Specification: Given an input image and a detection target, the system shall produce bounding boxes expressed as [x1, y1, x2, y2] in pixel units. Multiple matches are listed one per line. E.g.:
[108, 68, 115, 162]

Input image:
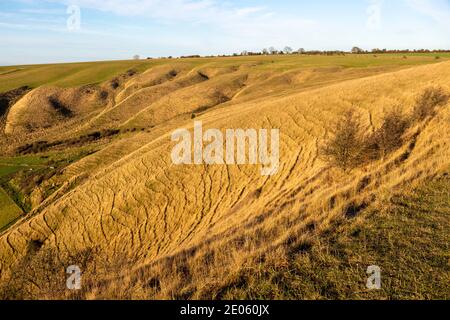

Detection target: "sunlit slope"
[80, 64, 248, 132]
[2, 54, 446, 154]
[0, 60, 163, 93]
[1, 53, 446, 94]
[0, 60, 449, 282]
[4, 85, 111, 135]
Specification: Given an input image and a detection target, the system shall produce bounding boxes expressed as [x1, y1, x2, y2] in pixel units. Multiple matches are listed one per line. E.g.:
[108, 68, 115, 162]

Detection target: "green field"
[0, 187, 22, 232]
[1, 53, 448, 93]
[0, 155, 48, 177]
[250, 53, 450, 71]
[0, 155, 48, 230]
[0, 149, 97, 226]
[0, 59, 162, 93]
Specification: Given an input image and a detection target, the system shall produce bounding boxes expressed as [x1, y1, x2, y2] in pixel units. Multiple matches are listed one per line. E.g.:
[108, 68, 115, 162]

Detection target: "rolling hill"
[0, 54, 448, 299]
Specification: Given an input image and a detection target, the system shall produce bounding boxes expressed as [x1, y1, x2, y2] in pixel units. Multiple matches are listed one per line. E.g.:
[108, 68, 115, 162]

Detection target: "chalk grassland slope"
[0, 60, 162, 93]
[217, 175, 450, 300]
[1, 54, 446, 155]
[0, 58, 449, 299]
[0, 53, 447, 94]
[4, 86, 107, 135]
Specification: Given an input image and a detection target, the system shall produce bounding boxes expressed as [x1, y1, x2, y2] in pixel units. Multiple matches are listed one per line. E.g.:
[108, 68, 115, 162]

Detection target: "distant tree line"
[353, 47, 450, 54]
[143, 47, 450, 60]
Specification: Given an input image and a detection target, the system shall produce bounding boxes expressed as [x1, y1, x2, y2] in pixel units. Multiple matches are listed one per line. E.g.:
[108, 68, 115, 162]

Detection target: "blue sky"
[0, 0, 449, 65]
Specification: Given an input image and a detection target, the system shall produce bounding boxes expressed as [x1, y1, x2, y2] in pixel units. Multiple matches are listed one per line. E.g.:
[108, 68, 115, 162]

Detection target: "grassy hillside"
[0, 156, 46, 230]
[0, 54, 448, 300]
[1, 53, 447, 153]
[0, 60, 159, 93]
[0, 53, 447, 93]
[217, 174, 450, 300]
[0, 187, 23, 232]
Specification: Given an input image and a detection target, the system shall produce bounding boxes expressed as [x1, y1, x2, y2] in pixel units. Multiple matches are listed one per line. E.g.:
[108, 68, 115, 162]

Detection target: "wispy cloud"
[0, 21, 29, 28]
[43, 0, 315, 35]
[2, 0, 449, 65]
[19, 8, 65, 15]
[235, 6, 267, 17]
[405, 0, 450, 30]
[45, 0, 264, 22]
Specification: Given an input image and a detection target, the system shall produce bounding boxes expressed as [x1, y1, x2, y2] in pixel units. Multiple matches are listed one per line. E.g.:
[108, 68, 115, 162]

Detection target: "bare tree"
[284, 46, 293, 54]
[269, 47, 277, 55]
[297, 48, 306, 54]
[351, 47, 363, 54]
[262, 48, 269, 55]
[133, 55, 140, 60]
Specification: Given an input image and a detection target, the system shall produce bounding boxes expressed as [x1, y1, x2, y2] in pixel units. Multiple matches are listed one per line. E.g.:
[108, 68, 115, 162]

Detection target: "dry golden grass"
[0, 57, 449, 299]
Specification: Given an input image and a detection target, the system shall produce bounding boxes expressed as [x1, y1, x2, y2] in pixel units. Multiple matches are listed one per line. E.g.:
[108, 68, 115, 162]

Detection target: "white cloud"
[19, 8, 65, 15]
[0, 22, 29, 28]
[36, 0, 317, 51]
[235, 6, 267, 17]
[46, 0, 262, 22]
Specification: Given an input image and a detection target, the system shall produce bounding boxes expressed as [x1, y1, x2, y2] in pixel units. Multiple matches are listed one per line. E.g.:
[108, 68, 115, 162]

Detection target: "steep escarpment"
[0, 59, 449, 299]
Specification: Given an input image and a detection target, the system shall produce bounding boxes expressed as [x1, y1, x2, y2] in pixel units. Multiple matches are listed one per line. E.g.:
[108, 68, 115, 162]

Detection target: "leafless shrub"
[321, 109, 366, 171]
[413, 86, 448, 121]
[322, 106, 413, 170]
[367, 107, 411, 159]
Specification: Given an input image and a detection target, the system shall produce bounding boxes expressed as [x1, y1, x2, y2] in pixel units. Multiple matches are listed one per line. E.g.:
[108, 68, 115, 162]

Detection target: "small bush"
[110, 80, 120, 89]
[321, 109, 366, 171]
[413, 87, 448, 121]
[16, 129, 121, 154]
[322, 106, 413, 170]
[367, 107, 410, 159]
